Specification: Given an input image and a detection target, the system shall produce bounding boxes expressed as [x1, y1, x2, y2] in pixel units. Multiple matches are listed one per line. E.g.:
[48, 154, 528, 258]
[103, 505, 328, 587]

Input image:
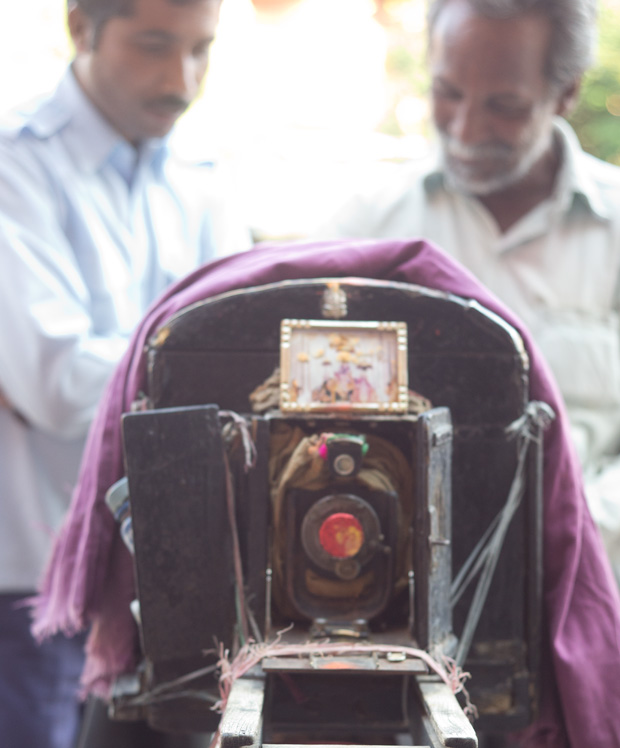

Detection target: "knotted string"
[451, 401, 555, 667]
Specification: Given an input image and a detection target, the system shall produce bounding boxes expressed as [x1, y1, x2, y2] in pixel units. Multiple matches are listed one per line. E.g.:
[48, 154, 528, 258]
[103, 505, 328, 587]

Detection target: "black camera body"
[112, 277, 544, 746]
[120, 403, 456, 740]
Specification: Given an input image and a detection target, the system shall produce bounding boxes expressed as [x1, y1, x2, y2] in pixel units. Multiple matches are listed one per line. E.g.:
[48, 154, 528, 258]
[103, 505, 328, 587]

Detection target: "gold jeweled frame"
[280, 319, 408, 414]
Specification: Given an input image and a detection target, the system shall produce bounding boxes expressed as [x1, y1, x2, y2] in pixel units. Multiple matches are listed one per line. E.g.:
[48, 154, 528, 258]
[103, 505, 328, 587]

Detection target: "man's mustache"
[145, 95, 190, 113]
[441, 136, 514, 160]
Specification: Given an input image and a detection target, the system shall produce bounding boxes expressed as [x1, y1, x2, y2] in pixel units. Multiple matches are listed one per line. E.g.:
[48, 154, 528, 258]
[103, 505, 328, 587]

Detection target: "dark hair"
[69, 0, 218, 43]
[427, 0, 598, 90]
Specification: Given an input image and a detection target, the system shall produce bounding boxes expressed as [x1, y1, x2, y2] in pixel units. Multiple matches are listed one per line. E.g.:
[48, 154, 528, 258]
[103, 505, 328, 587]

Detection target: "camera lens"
[319, 512, 364, 558]
[332, 453, 356, 476]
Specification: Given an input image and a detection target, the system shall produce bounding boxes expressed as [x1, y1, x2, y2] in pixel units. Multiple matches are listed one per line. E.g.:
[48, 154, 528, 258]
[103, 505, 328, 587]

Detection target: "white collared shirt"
[0, 70, 250, 590]
[318, 118, 620, 580]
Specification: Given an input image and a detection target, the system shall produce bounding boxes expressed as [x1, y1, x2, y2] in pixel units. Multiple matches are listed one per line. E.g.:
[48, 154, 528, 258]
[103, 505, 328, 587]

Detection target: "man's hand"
[0, 389, 10, 408]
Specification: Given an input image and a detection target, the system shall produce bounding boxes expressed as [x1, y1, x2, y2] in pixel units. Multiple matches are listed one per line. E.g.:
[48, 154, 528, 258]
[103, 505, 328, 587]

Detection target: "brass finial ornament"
[321, 281, 348, 319]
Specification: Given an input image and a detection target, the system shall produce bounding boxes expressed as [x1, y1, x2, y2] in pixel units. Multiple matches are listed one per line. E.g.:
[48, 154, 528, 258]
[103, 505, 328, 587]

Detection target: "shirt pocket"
[536, 311, 620, 408]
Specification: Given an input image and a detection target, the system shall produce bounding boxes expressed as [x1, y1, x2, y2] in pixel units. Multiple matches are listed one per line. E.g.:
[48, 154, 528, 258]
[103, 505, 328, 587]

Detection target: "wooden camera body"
[112, 278, 546, 748]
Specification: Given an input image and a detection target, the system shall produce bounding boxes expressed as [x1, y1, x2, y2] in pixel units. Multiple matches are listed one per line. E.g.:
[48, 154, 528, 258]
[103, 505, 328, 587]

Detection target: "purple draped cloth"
[32, 239, 620, 747]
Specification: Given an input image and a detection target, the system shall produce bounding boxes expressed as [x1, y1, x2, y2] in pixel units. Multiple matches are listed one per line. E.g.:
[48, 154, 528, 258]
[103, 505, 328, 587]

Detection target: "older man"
[0, 1, 250, 746]
[319, 0, 620, 585]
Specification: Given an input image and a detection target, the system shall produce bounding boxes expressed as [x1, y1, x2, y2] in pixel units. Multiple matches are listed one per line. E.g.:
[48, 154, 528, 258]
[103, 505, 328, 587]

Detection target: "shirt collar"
[420, 118, 610, 221]
[419, 143, 445, 194]
[552, 117, 609, 220]
[19, 67, 169, 180]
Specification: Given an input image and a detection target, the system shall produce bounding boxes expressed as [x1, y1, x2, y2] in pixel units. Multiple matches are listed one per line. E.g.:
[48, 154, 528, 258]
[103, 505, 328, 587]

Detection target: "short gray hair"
[428, 0, 598, 90]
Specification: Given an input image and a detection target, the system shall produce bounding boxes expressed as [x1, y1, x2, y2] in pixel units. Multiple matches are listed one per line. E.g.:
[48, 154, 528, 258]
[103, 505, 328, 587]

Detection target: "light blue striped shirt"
[0, 69, 250, 589]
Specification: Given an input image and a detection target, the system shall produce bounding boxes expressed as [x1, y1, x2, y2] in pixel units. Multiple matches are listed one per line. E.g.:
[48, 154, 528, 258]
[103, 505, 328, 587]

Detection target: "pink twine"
[222, 452, 249, 644]
[213, 635, 476, 718]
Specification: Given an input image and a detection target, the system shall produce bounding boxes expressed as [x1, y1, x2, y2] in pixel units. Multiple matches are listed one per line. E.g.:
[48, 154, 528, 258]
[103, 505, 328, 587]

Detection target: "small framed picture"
[280, 319, 408, 414]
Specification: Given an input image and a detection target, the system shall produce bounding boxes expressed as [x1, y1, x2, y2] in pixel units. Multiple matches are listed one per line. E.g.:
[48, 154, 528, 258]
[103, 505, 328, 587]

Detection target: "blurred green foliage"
[381, 37, 431, 138]
[569, 1, 620, 165]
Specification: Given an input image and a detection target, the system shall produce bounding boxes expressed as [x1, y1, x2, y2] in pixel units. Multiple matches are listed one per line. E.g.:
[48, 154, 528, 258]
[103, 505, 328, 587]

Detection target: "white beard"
[440, 126, 554, 196]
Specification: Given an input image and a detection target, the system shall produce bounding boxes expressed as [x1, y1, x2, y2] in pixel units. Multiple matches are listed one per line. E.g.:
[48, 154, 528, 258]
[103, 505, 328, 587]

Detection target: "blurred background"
[2, 0, 620, 240]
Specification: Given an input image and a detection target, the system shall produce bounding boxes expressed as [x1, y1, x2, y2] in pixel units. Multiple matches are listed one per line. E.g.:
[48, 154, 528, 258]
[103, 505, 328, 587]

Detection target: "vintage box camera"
[118, 316, 459, 741]
[112, 278, 543, 745]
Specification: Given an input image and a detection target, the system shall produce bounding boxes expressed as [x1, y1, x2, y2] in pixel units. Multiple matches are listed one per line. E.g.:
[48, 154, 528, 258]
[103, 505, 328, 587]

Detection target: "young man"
[0, 1, 250, 745]
[318, 0, 620, 585]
